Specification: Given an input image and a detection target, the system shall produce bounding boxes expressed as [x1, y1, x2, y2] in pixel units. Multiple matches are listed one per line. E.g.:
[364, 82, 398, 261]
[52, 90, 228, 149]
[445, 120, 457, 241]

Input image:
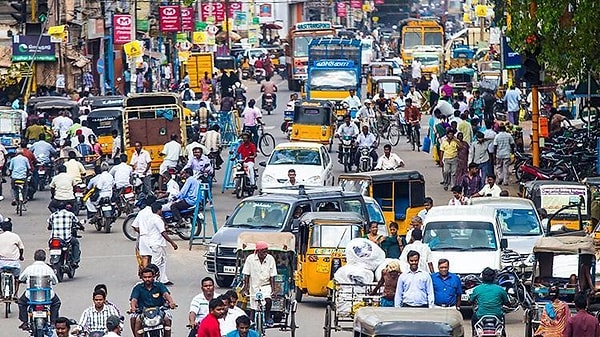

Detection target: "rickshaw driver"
[469, 267, 509, 335]
[241, 241, 278, 328]
[335, 115, 360, 164]
[355, 125, 378, 167]
[357, 99, 376, 127]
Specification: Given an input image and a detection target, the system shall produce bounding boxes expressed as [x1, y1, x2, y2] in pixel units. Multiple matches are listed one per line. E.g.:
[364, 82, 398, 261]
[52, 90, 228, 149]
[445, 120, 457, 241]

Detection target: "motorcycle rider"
[78, 289, 119, 333]
[236, 132, 258, 187]
[130, 142, 153, 195]
[469, 267, 510, 335]
[156, 171, 180, 212]
[404, 98, 422, 146]
[8, 148, 31, 207]
[343, 89, 361, 111]
[85, 162, 114, 219]
[232, 82, 247, 108]
[184, 147, 213, 182]
[181, 83, 196, 101]
[129, 266, 177, 337]
[169, 168, 201, 227]
[48, 165, 76, 213]
[260, 75, 277, 110]
[30, 133, 57, 188]
[64, 150, 86, 184]
[355, 125, 378, 169]
[335, 115, 360, 163]
[104, 315, 124, 337]
[202, 124, 223, 170]
[0, 217, 24, 299]
[55, 317, 72, 337]
[18, 249, 61, 330]
[357, 99, 376, 128]
[110, 154, 133, 194]
[47, 201, 81, 268]
[158, 134, 182, 190]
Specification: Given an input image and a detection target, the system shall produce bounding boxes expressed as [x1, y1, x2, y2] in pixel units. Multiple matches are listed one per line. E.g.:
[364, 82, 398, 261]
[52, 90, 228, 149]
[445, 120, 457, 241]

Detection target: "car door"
[320, 147, 333, 185]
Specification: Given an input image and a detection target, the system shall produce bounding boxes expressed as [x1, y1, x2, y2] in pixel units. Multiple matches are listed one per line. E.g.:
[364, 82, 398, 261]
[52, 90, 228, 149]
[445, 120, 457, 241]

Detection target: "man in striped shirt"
[79, 289, 120, 333]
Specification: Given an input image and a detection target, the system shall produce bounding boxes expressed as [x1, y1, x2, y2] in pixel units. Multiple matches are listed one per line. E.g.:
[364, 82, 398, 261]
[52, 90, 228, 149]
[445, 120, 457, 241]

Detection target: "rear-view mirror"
[500, 238, 508, 249]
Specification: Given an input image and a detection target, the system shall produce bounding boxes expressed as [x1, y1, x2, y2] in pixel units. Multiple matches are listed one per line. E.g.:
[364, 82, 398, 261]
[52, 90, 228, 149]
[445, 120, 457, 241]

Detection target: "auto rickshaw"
[446, 67, 475, 93]
[87, 107, 123, 156]
[522, 180, 590, 231]
[34, 99, 79, 122]
[232, 232, 297, 336]
[79, 95, 124, 115]
[338, 170, 425, 235]
[366, 63, 394, 95]
[0, 108, 24, 153]
[294, 212, 364, 302]
[215, 56, 238, 78]
[524, 234, 596, 337]
[353, 307, 464, 337]
[290, 100, 335, 151]
[367, 76, 402, 99]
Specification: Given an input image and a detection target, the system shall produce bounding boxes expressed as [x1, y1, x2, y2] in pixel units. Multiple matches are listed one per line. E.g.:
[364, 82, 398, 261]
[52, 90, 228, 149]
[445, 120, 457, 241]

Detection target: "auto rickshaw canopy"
[353, 307, 464, 336]
[533, 235, 595, 255]
[236, 232, 296, 252]
[293, 100, 334, 125]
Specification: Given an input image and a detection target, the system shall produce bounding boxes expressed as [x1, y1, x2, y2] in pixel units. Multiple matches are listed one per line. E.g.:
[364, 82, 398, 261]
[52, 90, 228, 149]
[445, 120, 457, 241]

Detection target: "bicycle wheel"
[259, 133, 276, 157]
[387, 124, 400, 146]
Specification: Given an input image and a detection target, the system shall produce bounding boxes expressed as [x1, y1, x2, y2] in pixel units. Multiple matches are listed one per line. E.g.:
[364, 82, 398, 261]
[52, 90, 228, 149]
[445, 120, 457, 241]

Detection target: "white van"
[422, 205, 506, 275]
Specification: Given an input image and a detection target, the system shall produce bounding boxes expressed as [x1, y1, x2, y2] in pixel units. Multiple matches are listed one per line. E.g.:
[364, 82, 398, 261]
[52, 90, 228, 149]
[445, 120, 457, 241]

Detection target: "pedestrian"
[284, 169, 297, 186]
[124, 69, 131, 95]
[473, 174, 502, 198]
[405, 215, 423, 245]
[365, 221, 385, 245]
[394, 250, 434, 308]
[469, 132, 491, 180]
[380, 222, 403, 258]
[146, 202, 178, 285]
[130, 141, 152, 194]
[440, 128, 459, 191]
[197, 298, 227, 337]
[417, 197, 433, 221]
[429, 74, 440, 107]
[241, 241, 278, 327]
[459, 163, 483, 198]
[399, 229, 434, 273]
[111, 130, 122, 161]
[131, 193, 156, 275]
[0, 142, 6, 201]
[448, 185, 468, 206]
[563, 293, 600, 337]
[454, 132, 469, 184]
[533, 285, 570, 337]
[503, 85, 521, 125]
[371, 260, 401, 307]
[104, 315, 124, 336]
[158, 134, 182, 189]
[431, 259, 462, 310]
[493, 125, 515, 185]
[78, 289, 119, 333]
[188, 277, 220, 336]
[457, 114, 472, 144]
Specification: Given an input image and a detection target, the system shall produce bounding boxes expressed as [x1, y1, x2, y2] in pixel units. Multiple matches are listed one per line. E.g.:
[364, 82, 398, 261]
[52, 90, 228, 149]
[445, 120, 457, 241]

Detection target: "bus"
[285, 21, 336, 92]
[400, 19, 444, 65]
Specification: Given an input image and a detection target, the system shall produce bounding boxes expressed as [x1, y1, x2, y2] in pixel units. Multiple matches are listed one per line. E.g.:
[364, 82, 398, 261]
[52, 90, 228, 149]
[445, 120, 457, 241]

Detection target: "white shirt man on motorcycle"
[355, 125, 379, 168]
[85, 162, 114, 216]
[335, 115, 360, 163]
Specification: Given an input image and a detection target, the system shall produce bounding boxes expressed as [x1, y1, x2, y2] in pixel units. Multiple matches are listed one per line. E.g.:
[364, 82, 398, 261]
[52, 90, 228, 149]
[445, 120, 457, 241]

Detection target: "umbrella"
[261, 23, 282, 30]
[216, 31, 242, 41]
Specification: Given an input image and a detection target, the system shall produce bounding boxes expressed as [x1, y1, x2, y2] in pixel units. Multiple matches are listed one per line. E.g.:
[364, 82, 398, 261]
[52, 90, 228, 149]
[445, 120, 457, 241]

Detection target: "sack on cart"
[345, 238, 385, 271]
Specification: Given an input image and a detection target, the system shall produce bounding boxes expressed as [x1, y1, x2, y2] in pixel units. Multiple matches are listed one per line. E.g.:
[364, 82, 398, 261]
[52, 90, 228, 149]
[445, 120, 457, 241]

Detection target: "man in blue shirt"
[503, 85, 521, 125]
[226, 315, 259, 337]
[9, 149, 31, 206]
[394, 250, 434, 308]
[169, 168, 200, 226]
[30, 134, 57, 164]
[431, 258, 462, 310]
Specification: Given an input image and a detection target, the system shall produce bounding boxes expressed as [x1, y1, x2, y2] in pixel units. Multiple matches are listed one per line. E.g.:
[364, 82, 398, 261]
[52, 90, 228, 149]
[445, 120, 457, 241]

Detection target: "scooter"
[36, 163, 52, 191]
[357, 147, 374, 172]
[473, 315, 504, 337]
[72, 183, 87, 216]
[133, 305, 172, 337]
[49, 221, 84, 282]
[262, 93, 275, 115]
[233, 160, 257, 199]
[254, 67, 266, 84]
[89, 197, 117, 233]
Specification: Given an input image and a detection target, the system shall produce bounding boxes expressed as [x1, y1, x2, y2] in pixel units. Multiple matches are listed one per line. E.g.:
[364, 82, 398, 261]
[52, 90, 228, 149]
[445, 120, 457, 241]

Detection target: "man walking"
[493, 125, 515, 186]
[146, 202, 179, 284]
[503, 85, 521, 125]
[440, 129, 459, 191]
[394, 250, 434, 308]
[469, 132, 491, 179]
[431, 259, 462, 310]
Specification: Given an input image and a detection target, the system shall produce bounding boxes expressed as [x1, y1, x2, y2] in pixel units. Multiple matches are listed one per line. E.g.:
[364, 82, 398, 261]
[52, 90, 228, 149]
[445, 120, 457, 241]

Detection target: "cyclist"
[404, 98, 421, 148]
[357, 99, 376, 128]
[241, 99, 263, 145]
[0, 218, 24, 300]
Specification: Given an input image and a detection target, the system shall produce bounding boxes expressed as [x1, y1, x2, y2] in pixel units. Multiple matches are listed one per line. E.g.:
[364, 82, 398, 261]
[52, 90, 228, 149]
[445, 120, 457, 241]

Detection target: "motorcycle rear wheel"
[52, 264, 64, 283]
[103, 217, 112, 233]
[176, 216, 202, 240]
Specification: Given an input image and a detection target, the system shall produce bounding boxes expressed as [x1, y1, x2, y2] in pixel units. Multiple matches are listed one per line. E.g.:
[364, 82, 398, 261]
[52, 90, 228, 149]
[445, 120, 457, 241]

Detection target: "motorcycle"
[281, 109, 294, 138]
[473, 315, 504, 337]
[357, 146, 374, 172]
[26, 275, 53, 337]
[72, 183, 87, 216]
[340, 136, 355, 173]
[493, 99, 507, 121]
[517, 160, 578, 183]
[36, 163, 52, 191]
[49, 221, 84, 282]
[254, 67, 266, 84]
[89, 197, 117, 233]
[241, 67, 251, 80]
[276, 64, 287, 80]
[233, 160, 257, 199]
[1, 266, 15, 318]
[496, 259, 534, 313]
[132, 305, 171, 337]
[262, 93, 275, 115]
[116, 185, 136, 217]
[234, 98, 246, 113]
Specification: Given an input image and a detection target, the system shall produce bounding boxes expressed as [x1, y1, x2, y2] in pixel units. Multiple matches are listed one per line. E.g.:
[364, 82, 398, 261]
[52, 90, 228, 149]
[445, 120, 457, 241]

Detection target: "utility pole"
[224, 0, 230, 52]
[529, 0, 540, 167]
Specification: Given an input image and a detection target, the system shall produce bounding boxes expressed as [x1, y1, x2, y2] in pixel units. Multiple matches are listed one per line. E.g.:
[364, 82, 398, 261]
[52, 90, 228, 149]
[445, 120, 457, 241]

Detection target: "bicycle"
[254, 291, 266, 336]
[13, 179, 26, 216]
[258, 124, 275, 157]
[376, 115, 400, 146]
[408, 122, 421, 151]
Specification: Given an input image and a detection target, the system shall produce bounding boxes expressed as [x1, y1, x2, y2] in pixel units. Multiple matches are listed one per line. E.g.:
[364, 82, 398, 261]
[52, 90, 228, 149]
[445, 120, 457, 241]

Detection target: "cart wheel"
[323, 303, 332, 337]
[290, 310, 296, 337]
[295, 287, 303, 303]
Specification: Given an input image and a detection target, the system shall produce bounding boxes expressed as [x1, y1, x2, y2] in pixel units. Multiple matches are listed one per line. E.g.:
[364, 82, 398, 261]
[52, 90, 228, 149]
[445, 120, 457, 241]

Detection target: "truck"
[400, 18, 444, 66]
[305, 38, 362, 102]
[184, 52, 214, 94]
[285, 21, 336, 92]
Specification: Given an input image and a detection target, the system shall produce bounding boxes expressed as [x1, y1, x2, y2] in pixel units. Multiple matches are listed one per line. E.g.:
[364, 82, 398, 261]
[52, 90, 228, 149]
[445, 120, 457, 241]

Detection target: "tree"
[505, 0, 600, 80]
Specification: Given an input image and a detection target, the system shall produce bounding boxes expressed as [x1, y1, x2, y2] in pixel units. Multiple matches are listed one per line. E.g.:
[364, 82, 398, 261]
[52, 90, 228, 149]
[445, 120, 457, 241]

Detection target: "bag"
[183, 89, 192, 101]
[422, 135, 431, 153]
[187, 326, 198, 337]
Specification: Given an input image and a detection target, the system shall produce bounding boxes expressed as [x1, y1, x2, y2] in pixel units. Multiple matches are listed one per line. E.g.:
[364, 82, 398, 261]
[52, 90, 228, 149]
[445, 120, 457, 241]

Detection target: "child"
[380, 222, 403, 258]
[371, 260, 401, 307]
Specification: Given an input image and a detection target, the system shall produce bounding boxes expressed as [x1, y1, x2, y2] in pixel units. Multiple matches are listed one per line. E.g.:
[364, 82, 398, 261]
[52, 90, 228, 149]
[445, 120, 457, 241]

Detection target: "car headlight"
[207, 244, 217, 254]
[307, 175, 322, 184]
[263, 175, 276, 183]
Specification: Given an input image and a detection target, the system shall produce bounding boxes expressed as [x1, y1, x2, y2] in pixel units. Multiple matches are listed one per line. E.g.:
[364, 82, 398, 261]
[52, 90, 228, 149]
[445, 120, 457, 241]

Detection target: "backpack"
[183, 89, 192, 101]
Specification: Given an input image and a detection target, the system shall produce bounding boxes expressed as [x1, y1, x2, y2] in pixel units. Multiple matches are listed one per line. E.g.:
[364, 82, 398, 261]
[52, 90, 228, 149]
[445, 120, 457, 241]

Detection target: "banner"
[350, 0, 362, 9]
[181, 7, 194, 32]
[337, 3, 347, 17]
[123, 40, 143, 58]
[113, 14, 132, 44]
[259, 4, 272, 17]
[159, 5, 181, 32]
[200, 2, 242, 22]
[12, 35, 56, 62]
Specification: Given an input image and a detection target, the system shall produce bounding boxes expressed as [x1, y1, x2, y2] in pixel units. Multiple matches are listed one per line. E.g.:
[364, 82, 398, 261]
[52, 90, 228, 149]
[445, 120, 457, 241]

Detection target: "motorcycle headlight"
[526, 253, 535, 265]
[144, 316, 161, 327]
[207, 244, 217, 254]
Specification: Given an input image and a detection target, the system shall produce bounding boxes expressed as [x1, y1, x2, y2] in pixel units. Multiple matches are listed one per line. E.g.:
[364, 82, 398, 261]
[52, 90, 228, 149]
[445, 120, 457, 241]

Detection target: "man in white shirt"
[241, 241, 277, 327]
[416, 197, 433, 222]
[473, 174, 502, 198]
[219, 290, 247, 336]
[202, 124, 223, 170]
[64, 151, 86, 184]
[85, 163, 114, 215]
[110, 154, 133, 190]
[336, 115, 360, 163]
[145, 203, 178, 284]
[188, 277, 220, 331]
[399, 229, 434, 273]
[158, 134, 181, 189]
[157, 172, 180, 212]
[48, 164, 76, 212]
[52, 110, 74, 140]
[186, 135, 209, 160]
[411, 59, 422, 83]
[130, 141, 153, 194]
[131, 196, 157, 271]
[375, 144, 404, 170]
[342, 89, 362, 111]
[111, 130, 122, 161]
[355, 125, 378, 168]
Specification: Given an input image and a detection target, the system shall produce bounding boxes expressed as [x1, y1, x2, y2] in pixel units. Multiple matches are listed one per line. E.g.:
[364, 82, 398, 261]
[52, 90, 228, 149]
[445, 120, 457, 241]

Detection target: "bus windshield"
[424, 32, 443, 46]
[309, 69, 357, 91]
[403, 32, 422, 49]
[294, 36, 312, 57]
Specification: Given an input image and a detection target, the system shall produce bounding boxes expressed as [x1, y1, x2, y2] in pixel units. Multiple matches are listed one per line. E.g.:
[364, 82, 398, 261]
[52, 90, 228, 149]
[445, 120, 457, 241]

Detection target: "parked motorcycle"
[340, 136, 355, 173]
[262, 93, 275, 115]
[473, 315, 504, 337]
[48, 221, 84, 282]
[357, 147, 374, 172]
[233, 160, 256, 199]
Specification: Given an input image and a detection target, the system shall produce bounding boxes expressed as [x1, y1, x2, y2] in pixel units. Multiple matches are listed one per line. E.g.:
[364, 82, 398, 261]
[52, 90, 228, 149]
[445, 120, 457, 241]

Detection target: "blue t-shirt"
[130, 282, 170, 310]
[226, 329, 259, 337]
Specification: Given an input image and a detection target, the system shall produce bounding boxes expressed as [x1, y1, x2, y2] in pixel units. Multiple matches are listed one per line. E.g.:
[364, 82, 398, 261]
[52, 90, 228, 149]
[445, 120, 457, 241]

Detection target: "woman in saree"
[534, 285, 570, 337]
[454, 132, 470, 183]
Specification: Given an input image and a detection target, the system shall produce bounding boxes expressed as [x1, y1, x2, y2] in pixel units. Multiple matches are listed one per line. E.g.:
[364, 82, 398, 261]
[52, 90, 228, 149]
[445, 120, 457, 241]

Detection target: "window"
[378, 82, 400, 95]
[341, 199, 363, 216]
[268, 148, 322, 166]
[423, 221, 498, 251]
[310, 225, 362, 247]
[228, 201, 290, 228]
[308, 69, 358, 91]
[424, 32, 443, 46]
[496, 208, 542, 236]
[293, 36, 312, 57]
[316, 201, 340, 212]
[402, 32, 422, 49]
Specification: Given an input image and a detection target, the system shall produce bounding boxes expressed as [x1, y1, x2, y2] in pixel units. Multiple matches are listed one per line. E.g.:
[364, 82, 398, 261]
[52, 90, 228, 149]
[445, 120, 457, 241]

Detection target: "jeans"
[170, 199, 192, 222]
[508, 110, 519, 125]
[495, 157, 511, 185]
[442, 157, 458, 188]
[141, 175, 152, 195]
[69, 237, 81, 264]
[19, 294, 61, 324]
[48, 198, 75, 213]
[477, 160, 492, 181]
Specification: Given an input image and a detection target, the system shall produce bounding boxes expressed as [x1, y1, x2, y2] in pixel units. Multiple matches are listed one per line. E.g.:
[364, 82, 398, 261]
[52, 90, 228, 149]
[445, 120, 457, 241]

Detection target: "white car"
[260, 142, 335, 188]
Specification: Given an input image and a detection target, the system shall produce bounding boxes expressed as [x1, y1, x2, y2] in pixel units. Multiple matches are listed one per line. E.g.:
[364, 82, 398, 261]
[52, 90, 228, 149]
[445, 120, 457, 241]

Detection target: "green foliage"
[506, 0, 600, 80]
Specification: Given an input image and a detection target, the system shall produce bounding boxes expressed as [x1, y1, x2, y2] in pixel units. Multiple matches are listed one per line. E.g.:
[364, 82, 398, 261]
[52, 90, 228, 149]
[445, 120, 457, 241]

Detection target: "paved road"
[2, 79, 527, 337]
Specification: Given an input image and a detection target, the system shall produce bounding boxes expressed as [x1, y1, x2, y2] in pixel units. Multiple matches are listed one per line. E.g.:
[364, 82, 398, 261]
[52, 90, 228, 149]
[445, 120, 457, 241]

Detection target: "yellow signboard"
[48, 25, 67, 43]
[193, 32, 207, 44]
[463, 13, 472, 24]
[123, 40, 143, 58]
[475, 5, 488, 17]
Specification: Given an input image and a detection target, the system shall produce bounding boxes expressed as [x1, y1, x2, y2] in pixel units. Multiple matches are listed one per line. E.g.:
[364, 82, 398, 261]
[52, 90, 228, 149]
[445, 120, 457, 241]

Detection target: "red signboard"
[181, 7, 194, 32]
[113, 14, 132, 44]
[350, 0, 362, 9]
[159, 5, 181, 32]
[374, 0, 384, 4]
[337, 2, 347, 17]
[200, 2, 242, 22]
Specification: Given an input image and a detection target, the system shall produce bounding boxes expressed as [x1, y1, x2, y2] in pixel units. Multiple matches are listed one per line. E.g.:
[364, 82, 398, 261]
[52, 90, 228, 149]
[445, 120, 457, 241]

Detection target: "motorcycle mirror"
[500, 238, 508, 250]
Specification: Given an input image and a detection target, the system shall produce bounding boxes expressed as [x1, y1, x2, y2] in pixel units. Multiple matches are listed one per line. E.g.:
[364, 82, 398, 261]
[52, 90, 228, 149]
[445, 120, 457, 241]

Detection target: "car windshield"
[497, 208, 542, 236]
[423, 221, 497, 251]
[309, 69, 358, 91]
[310, 225, 362, 248]
[294, 36, 312, 57]
[378, 82, 400, 94]
[228, 201, 290, 228]
[268, 148, 321, 166]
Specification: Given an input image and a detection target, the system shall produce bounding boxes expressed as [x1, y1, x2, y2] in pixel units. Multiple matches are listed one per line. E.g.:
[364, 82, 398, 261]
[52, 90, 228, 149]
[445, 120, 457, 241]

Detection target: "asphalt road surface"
[1, 78, 527, 337]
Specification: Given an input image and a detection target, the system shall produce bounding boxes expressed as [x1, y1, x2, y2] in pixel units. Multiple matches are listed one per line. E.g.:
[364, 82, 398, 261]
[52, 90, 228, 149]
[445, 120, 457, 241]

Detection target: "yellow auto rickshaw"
[290, 100, 335, 151]
[294, 211, 364, 301]
[87, 107, 123, 156]
[215, 56, 238, 78]
[366, 63, 394, 96]
[367, 76, 402, 99]
[338, 170, 425, 235]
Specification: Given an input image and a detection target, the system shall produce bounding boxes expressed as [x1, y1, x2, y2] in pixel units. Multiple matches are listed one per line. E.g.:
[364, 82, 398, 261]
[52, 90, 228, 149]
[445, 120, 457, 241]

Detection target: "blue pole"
[106, 13, 115, 94]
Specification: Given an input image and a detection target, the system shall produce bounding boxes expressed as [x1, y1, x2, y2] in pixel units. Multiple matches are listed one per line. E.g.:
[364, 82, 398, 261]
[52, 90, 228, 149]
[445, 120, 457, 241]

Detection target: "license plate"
[461, 294, 470, 301]
[223, 266, 236, 273]
[32, 311, 47, 318]
[39, 171, 45, 175]
[49, 249, 62, 255]
[75, 192, 83, 197]
[124, 193, 135, 199]
[101, 206, 112, 212]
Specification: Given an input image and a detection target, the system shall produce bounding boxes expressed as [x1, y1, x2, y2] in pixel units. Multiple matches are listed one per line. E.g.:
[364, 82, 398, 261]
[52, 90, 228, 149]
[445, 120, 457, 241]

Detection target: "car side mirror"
[500, 238, 508, 250]
[259, 161, 266, 167]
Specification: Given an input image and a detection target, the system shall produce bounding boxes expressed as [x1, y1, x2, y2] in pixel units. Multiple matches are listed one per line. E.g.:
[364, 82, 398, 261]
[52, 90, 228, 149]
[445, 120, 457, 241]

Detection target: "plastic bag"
[333, 264, 375, 285]
[345, 238, 386, 271]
